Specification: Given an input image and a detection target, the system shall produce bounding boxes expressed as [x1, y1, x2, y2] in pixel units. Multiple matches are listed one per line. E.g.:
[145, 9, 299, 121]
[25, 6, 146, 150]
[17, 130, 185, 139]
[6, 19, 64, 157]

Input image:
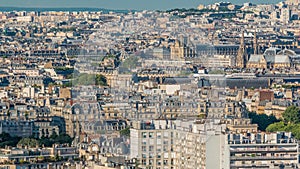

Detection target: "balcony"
[230, 148, 297, 153]
[230, 163, 297, 169]
[231, 156, 297, 161]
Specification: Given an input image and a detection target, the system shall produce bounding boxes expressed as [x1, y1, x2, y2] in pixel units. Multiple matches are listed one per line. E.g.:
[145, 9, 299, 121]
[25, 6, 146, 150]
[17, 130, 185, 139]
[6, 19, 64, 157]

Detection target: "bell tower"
[236, 31, 247, 68]
[253, 30, 258, 54]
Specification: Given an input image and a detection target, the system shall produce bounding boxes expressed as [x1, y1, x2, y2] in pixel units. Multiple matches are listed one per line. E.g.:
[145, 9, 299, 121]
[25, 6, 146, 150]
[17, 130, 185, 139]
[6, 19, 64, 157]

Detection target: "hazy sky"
[0, 0, 283, 10]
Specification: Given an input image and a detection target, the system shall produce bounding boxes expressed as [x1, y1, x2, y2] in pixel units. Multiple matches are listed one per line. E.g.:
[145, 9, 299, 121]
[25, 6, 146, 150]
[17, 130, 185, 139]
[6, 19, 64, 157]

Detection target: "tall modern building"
[174, 119, 229, 169]
[130, 120, 299, 169]
[130, 120, 176, 169]
[228, 132, 298, 169]
[130, 119, 229, 169]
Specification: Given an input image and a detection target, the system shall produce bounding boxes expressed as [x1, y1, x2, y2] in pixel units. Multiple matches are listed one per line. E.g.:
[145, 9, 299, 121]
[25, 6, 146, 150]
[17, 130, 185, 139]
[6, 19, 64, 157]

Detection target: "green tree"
[120, 127, 130, 136]
[0, 132, 11, 141]
[40, 133, 73, 147]
[248, 112, 279, 131]
[18, 138, 39, 148]
[50, 132, 58, 139]
[55, 154, 61, 161]
[282, 106, 300, 124]
[290, 124, 300, 139]
[266, 121, 286, 132]
[95, 74, 107, 86]
[72, 74, 107, 86]
[0, 133, 21, 148]
[54, 134, 73, 145]
[121, 56, 139, 69]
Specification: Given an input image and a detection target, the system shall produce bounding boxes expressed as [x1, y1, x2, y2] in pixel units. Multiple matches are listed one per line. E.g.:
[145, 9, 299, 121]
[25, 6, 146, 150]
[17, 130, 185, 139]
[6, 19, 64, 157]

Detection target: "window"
[157, 139, 161, 145]
[142, 146, 146, 152]
[149, 146, 154, 151]
[163, 146, 168, 152]
[142, 132, 147, 138]
[149, 153, 154, 158]
[149, 132, 153, 138]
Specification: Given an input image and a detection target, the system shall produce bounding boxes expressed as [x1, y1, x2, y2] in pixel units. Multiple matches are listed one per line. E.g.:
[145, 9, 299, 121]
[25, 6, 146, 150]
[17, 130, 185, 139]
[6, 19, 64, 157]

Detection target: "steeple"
[241, 30, 245, 46]
[236, 31, 247, 68]
[253, 30, 258, 54]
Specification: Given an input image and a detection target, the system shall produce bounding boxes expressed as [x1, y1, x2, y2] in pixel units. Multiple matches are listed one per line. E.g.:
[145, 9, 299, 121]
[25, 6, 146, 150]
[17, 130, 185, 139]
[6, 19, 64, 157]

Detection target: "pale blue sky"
[0, 0, 282, 10]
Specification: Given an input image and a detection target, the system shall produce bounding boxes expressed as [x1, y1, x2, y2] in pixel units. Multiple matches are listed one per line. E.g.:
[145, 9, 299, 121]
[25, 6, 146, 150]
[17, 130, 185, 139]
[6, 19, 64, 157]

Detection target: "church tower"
[236, 31, 247, 68]
[253, 31, 258, 54]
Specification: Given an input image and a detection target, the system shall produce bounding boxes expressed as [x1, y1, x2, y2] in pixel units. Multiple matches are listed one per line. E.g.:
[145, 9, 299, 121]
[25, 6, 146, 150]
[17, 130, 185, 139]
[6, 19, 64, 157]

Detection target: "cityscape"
[0, 0, 300, 169]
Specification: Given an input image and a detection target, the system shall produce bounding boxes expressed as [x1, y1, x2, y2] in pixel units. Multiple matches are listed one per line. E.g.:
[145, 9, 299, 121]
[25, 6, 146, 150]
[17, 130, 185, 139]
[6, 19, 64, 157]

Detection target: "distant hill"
[0, 7, 135, 13]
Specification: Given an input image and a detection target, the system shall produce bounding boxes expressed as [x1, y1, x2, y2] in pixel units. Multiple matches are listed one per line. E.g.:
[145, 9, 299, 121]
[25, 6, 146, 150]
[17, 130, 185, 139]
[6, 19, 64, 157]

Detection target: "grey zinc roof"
[264, 55, 275, 63]
[274, 55, 290, 63]
[277, 49, 296, 56]
[264, 47, 281, 56]
[162, 77, 192, 84]
[248, 55, 265, 63]
[225, 78, 269, 89]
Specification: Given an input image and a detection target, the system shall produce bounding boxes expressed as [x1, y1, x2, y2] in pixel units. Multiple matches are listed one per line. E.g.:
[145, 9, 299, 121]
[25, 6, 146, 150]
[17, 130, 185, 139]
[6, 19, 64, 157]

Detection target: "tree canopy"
[248, 112, 279, 131]
[18, 138, 39, 148]
[266, 121, 286, 132]
[121, 56, 139, 69]
[265, 106, 300, 139]
[282, 106, 300, 124]
[0, 132, 21, 148]
[40, 133, 73, 147]
[120, 127, 130, 137]
[72, 73, 107, 86]
[0, 133, 73, 148]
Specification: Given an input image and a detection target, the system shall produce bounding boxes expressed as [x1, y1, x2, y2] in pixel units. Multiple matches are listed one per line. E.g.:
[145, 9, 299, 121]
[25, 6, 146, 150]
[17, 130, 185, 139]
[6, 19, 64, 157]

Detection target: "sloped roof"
[226, 78, 269, 89]
[248, 54, 265, 63]
[162, 77, 192, 84]
[264, 55, 275, 63]
[277, 49, 296, 56]
[264, 47, 280, 56]
[274, 55, 290, 63]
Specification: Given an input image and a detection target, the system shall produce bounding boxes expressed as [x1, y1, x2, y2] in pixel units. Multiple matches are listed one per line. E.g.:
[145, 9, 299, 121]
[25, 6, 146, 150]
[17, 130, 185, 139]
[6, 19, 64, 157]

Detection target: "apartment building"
[174, 119, 229, 169]
[0, 120, 34, 137]
[228, 132, 298, 169]
[0, 144, 77, 165]
[130, 120, 299, 169]
[130, 119, 229, 169]
[130, 120, 176, 169]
